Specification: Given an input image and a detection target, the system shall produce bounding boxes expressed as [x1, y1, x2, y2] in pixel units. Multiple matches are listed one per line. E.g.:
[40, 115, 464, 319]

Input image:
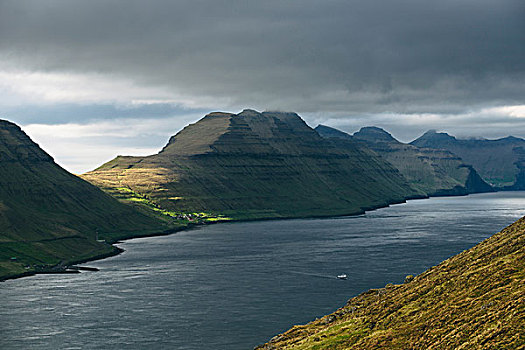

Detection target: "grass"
[0, 119, 183, 280]
[81, 111, 419, 223]
[0, 237, 117, 279]
[88, 176, 233, 223]
[257, 217, 525, 349]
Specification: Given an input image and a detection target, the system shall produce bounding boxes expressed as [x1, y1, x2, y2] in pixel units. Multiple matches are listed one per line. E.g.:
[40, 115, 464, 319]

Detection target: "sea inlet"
[1, 191, 524, 349]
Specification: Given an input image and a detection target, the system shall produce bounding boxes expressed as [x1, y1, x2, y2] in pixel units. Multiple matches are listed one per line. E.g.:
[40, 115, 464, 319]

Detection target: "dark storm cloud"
[1, 0, 524, 115]
[2, 103, 207, 125]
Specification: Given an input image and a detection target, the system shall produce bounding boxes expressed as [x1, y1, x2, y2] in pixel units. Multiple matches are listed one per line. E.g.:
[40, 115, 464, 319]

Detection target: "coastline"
[0, 189, 495, 283]
[256, 214, 525, 349]
[2, 191, 522, 349]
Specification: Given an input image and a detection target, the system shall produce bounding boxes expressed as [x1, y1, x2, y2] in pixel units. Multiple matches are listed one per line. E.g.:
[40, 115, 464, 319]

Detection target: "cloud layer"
[2, 0, 524, 113]
[1, 0, 524, 171]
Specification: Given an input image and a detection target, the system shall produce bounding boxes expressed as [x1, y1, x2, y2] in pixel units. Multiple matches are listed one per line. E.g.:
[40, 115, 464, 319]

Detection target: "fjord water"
[1, 192, 524, 349]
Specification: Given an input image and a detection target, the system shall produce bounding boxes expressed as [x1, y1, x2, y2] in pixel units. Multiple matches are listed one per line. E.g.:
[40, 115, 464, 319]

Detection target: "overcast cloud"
[1, 0, 524, 172]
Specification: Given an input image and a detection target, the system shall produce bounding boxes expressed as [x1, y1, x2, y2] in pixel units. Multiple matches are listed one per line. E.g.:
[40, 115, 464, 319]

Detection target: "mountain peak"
[159, 109, 324, 157]
[353, 126, 399, 144]
[411, 130, 457, 147]
[500, 135, 524, 143]
[204, 111, 235, 119]
[238, 108, 261, 117]
[423, 129, 456, 140]
[0, 118, 20, 127]
[160, 112, 233, 156]
[0, 119, 53, 162]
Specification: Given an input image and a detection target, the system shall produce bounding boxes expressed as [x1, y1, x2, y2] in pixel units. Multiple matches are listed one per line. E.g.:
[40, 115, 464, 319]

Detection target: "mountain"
[316, 125, 493, 197]
[257, 215, 525, 349]
[0, 120, 172, 280]
[83, 110, 419, 221]
[411, 130, 525, 189]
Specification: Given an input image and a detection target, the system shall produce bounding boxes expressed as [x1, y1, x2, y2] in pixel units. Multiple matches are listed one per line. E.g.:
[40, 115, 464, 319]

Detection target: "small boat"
[337, 274, 347, 280]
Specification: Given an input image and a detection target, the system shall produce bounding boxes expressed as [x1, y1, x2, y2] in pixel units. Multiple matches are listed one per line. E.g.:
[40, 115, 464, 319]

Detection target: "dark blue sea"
[1, 191, 524, 349]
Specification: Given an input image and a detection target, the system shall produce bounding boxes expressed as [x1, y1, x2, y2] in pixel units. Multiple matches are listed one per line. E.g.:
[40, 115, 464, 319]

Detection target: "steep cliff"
[0, 120, 171, 280]
[411, 130, 525, 190]
[83, 110, 419, 220]
[316, 125, 493, 196]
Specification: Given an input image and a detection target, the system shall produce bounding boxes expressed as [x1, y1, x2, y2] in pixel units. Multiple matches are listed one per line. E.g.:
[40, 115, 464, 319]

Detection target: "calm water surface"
[1, 192, 524, 349]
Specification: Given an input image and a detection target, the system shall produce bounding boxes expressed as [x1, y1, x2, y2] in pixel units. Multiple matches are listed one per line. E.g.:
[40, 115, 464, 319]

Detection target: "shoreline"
[0, 189, 502, 283]
[255, 214, 525, 349]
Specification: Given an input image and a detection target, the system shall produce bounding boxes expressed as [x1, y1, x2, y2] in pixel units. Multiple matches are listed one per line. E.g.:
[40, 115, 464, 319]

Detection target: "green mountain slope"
[257, 215, 525, 349]
[83, 110, 419, 220]
[316, 125, 493, 196]
[0, 120, 173, 280]
[411, 130, 525, 189]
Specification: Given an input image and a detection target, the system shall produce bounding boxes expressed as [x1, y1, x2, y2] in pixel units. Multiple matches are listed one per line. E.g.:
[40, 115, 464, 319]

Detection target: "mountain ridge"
[411, 130, 525, 189]
[315, 125, 493, 197]
[0, 119, 175, 280]
[353, 126, 399, 144]
[83, 110, 420, 221]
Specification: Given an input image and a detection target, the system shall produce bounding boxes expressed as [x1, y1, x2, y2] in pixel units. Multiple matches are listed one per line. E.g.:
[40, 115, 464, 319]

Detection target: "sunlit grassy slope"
[83, 110, 420, 220]
[0, 120, 177, 280]
[257, 216, 525, 349]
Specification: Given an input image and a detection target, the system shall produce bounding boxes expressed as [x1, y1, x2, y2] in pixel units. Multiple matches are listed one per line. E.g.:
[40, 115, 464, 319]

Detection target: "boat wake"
[287, 271, 347, 280]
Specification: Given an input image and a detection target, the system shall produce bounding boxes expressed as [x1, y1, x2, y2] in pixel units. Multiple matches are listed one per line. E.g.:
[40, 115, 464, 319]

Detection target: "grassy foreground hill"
[257, 216, 525, 349]
[316, 125, 493, 197]
[83, 110, 419, 220]
[0, 120, 176, 280]
[411, 130, 525, 190]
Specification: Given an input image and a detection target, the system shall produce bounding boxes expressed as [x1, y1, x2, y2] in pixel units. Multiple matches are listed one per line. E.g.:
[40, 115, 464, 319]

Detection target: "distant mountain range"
[316, 125, 493, 197]
[411, 130, 525, 190]
[83, 110, 525, 221]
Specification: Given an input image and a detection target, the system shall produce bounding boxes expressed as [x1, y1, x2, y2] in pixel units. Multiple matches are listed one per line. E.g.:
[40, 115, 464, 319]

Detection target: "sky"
[0, 0, 524, 173]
